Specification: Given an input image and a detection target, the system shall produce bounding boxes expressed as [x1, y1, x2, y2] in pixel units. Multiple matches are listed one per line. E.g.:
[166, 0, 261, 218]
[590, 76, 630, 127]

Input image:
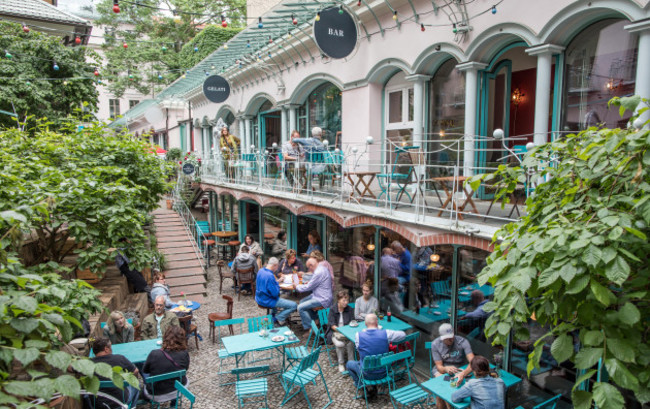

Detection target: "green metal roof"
[110, 99, 157, 128]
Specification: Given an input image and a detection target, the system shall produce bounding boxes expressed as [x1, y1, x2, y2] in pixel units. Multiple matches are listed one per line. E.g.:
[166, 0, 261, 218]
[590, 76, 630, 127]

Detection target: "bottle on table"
[387, 305, 392, 322]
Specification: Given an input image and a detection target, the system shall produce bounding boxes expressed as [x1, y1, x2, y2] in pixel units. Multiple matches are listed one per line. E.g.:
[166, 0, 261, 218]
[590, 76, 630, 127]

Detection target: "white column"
[244, 117, 252, 153]
[626, 21, 650, 128]
[238, 117, 245, 148]
[526, 44, 564, 145]
[289, 106, 297, 134]
[457, 62, 486, 176]
[280, 107, 288, 145]
[405, 74, 431, 148]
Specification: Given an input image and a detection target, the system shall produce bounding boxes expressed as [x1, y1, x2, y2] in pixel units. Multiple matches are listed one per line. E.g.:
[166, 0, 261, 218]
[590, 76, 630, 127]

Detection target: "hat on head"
[439, 323, 454, 340]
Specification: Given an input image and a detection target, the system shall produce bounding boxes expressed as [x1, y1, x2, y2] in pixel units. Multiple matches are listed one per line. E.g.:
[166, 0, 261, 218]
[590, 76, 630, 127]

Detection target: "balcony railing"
[196, 133, 539, 232]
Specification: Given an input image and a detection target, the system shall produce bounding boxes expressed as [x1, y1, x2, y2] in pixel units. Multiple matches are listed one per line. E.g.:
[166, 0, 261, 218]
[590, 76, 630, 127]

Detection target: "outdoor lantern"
[367, 243, 375, 251]
[493, 128, 504, 139]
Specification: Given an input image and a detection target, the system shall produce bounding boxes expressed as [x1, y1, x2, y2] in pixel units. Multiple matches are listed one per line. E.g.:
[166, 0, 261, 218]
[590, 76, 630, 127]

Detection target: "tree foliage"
[94, 0, 244, 98]
[0, 119, 170, 405]
[0, 22, 100, 130]
[471, 96, 650, 408]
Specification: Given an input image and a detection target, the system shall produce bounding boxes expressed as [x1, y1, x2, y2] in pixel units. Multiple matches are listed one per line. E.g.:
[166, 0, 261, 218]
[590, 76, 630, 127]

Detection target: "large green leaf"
[605, 358, 639, 391]
[550, 334, 573, 364]
[13, 347, 40, 366]
[618, 302, 640, 325]
[12, 295, 38, 314]
[53, 375, 81, 397]
[71, 358, 95, 377]
[572, 390, 593, 409]
[590, 280, 613, 307]
[45, 350, 72, 371]
[583, 330, 604, 346]
[607, 257, 631, 284]
[575, 347, 603, 369]
[607, 338, 636, 363]
[593, 382, 625, 409]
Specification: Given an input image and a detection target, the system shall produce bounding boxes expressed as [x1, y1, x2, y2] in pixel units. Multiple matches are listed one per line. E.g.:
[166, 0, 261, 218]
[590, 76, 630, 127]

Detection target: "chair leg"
[195, 333, 199, 350]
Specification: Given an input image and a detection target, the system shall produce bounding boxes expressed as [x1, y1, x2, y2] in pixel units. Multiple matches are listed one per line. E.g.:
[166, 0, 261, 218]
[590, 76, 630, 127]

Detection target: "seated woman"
[277, 249, 305, 278]
[326, 291, 355, 373]
[240, 234, 263, 268]
[271, 231, 287, 258]
[143, 326, 190, 404]
[102, 311, 134, 344]
[149, 272, 174, 308]
[451, 355, 505, 409]
[302, 230, 322, 258]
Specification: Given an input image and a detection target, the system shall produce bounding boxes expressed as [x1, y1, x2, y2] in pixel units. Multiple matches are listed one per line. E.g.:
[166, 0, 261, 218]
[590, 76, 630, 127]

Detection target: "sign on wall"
[182, 163, 195, 175]
[203, 75, 231, 103]
[313, 6, 358, 59]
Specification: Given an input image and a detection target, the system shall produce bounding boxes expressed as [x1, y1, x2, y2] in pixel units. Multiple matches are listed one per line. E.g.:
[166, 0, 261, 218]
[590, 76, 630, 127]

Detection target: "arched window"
[297, 82, 342, 146]
[562, 19, 638, 132]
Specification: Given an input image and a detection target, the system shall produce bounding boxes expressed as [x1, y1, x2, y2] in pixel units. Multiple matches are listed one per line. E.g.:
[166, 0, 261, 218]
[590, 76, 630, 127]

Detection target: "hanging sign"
[182, 163, 195, 175]
[313, 6, 358, 59]
[203, 75, 231, 103]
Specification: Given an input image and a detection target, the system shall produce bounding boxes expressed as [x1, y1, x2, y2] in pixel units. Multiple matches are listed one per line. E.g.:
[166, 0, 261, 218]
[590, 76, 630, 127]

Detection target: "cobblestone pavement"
[165, 261, 427, 409]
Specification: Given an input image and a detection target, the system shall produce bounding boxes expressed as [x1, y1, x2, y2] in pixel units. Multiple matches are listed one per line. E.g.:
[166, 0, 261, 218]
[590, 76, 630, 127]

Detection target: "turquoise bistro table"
[421, 366, 521, 409]
[222, 326, 300, 369]
[90, 339, 161, 364]
[337, 316, 412, 343]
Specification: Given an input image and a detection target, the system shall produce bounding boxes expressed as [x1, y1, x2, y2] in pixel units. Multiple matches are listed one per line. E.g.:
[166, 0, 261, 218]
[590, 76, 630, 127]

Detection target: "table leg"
[436, 184, 454, 217]
[359, 175, 376, 199]
[458, 187, 479, 215]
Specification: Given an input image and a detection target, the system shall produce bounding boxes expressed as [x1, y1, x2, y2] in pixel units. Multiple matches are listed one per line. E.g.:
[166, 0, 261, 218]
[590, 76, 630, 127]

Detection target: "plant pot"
[166, 199, 173, 209]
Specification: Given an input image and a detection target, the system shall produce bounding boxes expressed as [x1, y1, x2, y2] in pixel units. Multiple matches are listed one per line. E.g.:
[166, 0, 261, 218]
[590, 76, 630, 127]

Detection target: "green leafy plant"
[166, 147, 182, 162]
[471, 96, 650, 408]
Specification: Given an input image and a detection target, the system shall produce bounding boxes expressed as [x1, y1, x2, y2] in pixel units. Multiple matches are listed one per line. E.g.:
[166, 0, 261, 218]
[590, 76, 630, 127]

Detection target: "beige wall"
[246, 0, 280, 21]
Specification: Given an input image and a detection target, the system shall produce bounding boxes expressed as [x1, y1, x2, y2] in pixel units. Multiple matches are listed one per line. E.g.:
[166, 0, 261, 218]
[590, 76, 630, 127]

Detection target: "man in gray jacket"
[231, 245, 259, 294]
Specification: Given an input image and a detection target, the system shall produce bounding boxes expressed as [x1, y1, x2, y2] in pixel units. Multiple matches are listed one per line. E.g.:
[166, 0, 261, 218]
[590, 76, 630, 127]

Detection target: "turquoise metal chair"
[143, 370, 186, 408]
[92, 380, 133, 409]
[322, 150, 344, 187]
[232, 365, 270, 408]
[281, 347, 333, 409]
[241, 153, 258, 179]
[376, 146, 417, 206]
[391, 331, 420, 382]
[285, 320, 319, 369]
[354, 351, 395, 409]
[430, 280, 451, 299]
[247, 315, 274, 332]
[424, 341, 434, 377]
[82, 387, 129, 409]
[385, 351, 430, 409]
[515, 394, 562, 409]
[215, 317, 245, 385]
[174, 380, 195, 409]
[316, 308, 335, 366]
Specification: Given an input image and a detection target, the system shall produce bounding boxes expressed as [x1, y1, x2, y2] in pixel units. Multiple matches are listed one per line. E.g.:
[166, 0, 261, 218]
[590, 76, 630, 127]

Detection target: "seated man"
[458, 290, 490, 336]
[294, 126, 328, 188]
[431, 323, 475, 409]
[149, 272, 174, 308]
[231, 245, 259, 294]
[255, 257, 297, 326]
[90, 337, 140, 407]
[294, 256, 332, 332]
[346, 313, 406, 396]
[102, 311, 134, 345]
[141, 295, 180, 340]
[282, 130, 304, 186]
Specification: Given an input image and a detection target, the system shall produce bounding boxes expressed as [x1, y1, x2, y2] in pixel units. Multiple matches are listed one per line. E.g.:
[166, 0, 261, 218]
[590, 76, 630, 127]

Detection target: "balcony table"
[222, 326, 299, 370]
[337, 316, 412, 343]
[427, 176, 479, 220]
[344, 171, 379, 201]
[90, 339, 160, 365]
[421, 365, 521, 409]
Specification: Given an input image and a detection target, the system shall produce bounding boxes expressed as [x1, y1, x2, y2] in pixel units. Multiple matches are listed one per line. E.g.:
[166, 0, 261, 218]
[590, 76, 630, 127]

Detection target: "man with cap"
[255, 257, 297, 326]
[431, 323, 475, 409]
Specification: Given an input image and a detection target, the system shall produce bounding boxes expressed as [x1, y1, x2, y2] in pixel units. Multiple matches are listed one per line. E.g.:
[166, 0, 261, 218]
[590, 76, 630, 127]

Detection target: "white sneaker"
[338, 364, 346, 373]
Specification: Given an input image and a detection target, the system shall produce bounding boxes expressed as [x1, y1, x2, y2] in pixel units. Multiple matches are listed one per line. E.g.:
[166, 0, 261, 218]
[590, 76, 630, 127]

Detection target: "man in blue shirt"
[346, 313, 406, 397]
[255, 258, 297, 326]
[391, 241, 412, 287]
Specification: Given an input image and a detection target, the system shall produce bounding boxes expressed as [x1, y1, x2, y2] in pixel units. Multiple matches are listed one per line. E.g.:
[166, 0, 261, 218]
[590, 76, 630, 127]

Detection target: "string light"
[158, 73, 163, 80]
[268, 36, 273, 44]
[292, 14, 298, 25]
[22, 24, 29, 33]
[452, 23, 457, 33]
[63, 80, 68, 86]
[268, 52, 272, 57]
[339, 5, 344, 14]
[52, 61, 59, 71]
[258, 17, 263, 29]
[315, 12, 321, 21]
[123, 41, 128, 49]
[161, 45, 167, 51]
[94, 68, 100, 76]
[393, 10, 398, 21]
[247, 40, 250, 48]
[4, 50, 12, 59]
[357, 0, 362, 6]
[194, 46, 199, 52]
[112, 0, 120, 13]
[421, 23, 425, 32]
[221, 15, 227, 28]
[492, 5, 497, 14]
[223, 44, 228, 50]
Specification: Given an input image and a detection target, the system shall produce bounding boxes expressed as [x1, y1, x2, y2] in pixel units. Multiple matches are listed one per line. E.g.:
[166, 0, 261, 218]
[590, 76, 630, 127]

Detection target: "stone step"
[159, 245, 196, 255]
[156, 230, 189, 238]
[166, 259, 203, 270]
[157, 235, 192, 243]
[158, 241, 193, 249]
[94, 275, 128, 301]
[165, 252, 201, 262]
[166, 274, 206, 287]
[169, 283, 207, 298]
[163, 267, 205, 278]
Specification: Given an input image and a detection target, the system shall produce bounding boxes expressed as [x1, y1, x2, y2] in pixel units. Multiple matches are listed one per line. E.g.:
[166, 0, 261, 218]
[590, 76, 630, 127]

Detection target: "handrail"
[171, 173, 207, 275]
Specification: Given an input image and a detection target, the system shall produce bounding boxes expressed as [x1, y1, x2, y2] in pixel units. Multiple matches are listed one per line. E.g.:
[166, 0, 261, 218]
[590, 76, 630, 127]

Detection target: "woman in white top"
[355, 281, 378, 321]
[240, 234, 263, 268]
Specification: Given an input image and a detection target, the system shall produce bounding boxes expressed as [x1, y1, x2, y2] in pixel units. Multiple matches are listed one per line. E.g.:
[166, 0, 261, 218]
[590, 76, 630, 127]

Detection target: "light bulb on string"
[421, 23, 425, 32]
[161, 45, 167, 51]
[339, 5, 344, 14]
[22, 23, 30, 33]
[26, 81, 31, 86]
[97, 79, 102, 84]
[194, 46, 199, 52]
[315, 12, 321, 21]
[75, 36, 81, 45]
[258, 17, 263, 29]
[452, 23, 457, 33]
[94, 68, 100, 76]
[112, 0, 120, 13]
[268, 52, 272, 57]
[158, 73, 163, 80]
[268, 36, 273, 44]
[223, 44, 228, 50]
[491, 5, 497, 14]
[221, 15, 228, 28]
[4, 50, 12, 59]
[182, 73, 186, 78]
[393, 11, 397, 21]
[63, 80, 68, 86]
[357, 0, 362, 6]
[247, 40, 250, 48]
[53, 61, 59, 71]
[123, 41, 128, 49]
[205, 70, 209, 76]
[292, 14, 297, 25]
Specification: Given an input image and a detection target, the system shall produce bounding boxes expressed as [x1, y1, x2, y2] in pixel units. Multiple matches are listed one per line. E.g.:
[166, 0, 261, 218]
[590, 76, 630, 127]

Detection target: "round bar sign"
[313, 6, 357, 59]
[203, 75, 230, 103]
[182, 163, 195, 175]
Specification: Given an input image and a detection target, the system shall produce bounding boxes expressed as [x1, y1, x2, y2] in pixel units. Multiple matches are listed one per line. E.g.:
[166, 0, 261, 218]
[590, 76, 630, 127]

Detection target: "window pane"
[562, 19, 637, 132]
[307, 83, 342, 147]
[129, 100, 139, 109]
[408, 88, 414, 122]
[388, 91, 403, 123]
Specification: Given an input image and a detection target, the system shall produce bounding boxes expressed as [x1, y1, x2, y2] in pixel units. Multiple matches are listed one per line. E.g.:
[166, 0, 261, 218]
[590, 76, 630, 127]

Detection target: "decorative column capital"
[405, 74, 432, 83]
[456, 61, 487, 72]
[525, 44, 565, 56]
[625, 19, 650, 34]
